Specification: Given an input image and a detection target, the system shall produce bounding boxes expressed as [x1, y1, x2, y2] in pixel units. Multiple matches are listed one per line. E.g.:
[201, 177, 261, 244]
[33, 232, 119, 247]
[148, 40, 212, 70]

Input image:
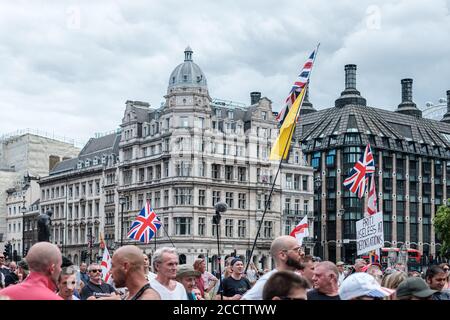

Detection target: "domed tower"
[165, 47, 211, 110]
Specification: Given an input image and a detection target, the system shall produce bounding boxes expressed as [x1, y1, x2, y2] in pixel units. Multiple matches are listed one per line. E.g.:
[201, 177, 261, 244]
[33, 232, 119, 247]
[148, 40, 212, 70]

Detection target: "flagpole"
[244, 44, 320, 274]
[154, 226, 157, 251]
[161, 222, 176, 247]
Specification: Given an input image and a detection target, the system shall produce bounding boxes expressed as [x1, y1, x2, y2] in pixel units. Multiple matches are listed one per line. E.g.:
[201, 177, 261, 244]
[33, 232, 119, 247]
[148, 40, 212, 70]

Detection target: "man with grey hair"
[149, 247, 187, 300]
[242, 235, 305, 300]
[0, 242, 63, 300]
[307, 261, 340, 300]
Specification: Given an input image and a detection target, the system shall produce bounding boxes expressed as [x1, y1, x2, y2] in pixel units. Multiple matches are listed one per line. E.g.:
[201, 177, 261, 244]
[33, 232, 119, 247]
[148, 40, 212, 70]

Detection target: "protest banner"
[356, 211, 384, 256]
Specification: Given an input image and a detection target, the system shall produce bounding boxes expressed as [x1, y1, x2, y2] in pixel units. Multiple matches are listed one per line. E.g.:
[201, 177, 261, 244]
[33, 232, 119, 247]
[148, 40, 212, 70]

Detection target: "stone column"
[392, 153, 397, 244]
[336, 149, 342, 262]
[431, 160, 436, 256]
[321, 152, 328, 260]
[378, 152, 383, 213]
[418, 158, 423, 253]
[405, 156, 410, 246]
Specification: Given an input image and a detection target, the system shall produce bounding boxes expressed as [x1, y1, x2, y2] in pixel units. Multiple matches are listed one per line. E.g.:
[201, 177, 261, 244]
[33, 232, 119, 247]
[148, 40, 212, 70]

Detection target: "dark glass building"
[297, 64, 450, 264]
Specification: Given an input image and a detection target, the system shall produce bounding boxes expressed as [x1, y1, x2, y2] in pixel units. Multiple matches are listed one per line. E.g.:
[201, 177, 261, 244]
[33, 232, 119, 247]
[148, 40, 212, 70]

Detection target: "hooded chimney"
[440, 90, 450, 123]
[396, 78, 422, 118]
[250, 91, 261, 105]
[335, 64, 367, 108]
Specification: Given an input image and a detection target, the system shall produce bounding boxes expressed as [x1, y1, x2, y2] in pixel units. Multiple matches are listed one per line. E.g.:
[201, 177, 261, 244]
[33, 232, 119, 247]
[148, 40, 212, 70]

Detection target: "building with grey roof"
[297, 64, 450, 265]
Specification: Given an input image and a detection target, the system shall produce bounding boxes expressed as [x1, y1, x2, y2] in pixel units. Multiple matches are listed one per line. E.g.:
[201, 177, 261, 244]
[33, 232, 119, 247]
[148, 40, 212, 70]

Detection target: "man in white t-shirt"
[149, 247, 187, 300]
[242, 235, 305, 300]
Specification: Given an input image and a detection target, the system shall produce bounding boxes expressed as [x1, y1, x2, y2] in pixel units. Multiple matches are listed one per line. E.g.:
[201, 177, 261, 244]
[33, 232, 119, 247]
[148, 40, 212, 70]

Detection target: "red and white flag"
[367, 175, 377, 216]
[290, 215, 309, 246]
[101, 245, 113, 284]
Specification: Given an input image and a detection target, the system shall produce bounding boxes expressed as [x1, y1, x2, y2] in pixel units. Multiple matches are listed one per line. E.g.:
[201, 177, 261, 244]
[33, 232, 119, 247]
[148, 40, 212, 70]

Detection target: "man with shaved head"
[110, 245, 160, 300]
[0, 242, 63, 300]
[307, 261, 340, 300]
[242, 235, 306, 300]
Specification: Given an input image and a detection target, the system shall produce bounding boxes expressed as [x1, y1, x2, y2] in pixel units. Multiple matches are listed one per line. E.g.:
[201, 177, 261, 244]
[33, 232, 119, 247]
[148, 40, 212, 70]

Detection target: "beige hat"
[176, 264, 201, 278]
[336, 261, 345, 266]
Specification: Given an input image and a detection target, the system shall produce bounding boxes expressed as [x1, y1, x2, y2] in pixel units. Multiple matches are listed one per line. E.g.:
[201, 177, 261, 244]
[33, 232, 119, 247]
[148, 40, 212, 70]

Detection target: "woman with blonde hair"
[381, 270, 407, 299]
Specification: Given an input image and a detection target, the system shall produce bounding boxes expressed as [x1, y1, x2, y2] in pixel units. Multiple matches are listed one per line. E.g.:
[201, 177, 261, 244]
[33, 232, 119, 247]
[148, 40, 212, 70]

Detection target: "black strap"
[130, 283, 151, 300]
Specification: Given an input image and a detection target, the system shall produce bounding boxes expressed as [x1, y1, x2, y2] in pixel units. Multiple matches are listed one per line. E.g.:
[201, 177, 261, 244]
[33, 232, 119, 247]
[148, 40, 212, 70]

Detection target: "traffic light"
[3, 242, 12, 260]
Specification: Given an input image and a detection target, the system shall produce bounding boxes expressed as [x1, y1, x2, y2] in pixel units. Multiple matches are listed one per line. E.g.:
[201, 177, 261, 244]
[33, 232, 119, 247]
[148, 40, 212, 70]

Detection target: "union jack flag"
[127, 201, 161, 243]
[277, 49, 316, 125]
[343, 144, 375, 198]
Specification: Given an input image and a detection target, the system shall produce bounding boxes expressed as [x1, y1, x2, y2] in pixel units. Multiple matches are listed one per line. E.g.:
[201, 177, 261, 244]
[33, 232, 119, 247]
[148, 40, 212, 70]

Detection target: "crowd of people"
[1, 237, 449, 300]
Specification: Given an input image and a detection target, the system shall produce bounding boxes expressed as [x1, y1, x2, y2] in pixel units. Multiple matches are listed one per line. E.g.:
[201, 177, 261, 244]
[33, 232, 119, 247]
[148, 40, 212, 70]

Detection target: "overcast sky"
[0, 0, 449, 146]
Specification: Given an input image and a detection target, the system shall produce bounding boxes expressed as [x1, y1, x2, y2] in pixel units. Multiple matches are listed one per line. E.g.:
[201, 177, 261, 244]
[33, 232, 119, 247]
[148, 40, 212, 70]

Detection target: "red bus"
[362, 248, 422, 271]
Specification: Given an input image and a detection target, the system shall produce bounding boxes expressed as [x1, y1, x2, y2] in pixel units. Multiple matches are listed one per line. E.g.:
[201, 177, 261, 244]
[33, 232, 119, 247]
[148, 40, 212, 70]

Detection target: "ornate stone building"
[36, 47, 314, 270]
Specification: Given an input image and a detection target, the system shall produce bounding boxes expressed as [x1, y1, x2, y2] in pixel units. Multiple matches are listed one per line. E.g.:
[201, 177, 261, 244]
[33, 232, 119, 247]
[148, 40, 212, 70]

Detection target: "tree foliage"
[434, 205, 450, 257]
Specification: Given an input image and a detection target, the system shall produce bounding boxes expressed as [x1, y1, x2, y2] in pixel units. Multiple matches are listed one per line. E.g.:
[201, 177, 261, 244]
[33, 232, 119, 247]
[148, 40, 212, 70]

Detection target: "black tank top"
[129, 283, 151, 300]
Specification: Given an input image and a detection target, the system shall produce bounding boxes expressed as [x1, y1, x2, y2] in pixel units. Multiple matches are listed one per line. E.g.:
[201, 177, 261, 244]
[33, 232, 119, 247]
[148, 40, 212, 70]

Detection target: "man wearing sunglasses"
[80, 263, 118, 300]
[242, 235, 305, 300]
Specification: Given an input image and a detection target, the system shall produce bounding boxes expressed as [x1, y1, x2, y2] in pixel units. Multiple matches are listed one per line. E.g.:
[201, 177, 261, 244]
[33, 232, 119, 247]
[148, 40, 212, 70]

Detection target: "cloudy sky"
[0, 0, 449, 146]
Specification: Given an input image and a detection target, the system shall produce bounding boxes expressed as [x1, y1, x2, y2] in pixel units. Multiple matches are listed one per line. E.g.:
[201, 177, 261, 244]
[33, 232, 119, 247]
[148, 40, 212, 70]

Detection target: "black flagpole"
[244, 44, 320, 274]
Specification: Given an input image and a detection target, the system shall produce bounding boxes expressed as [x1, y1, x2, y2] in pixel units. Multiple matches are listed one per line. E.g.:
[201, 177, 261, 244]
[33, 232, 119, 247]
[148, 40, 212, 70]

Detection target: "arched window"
[179, 254, 186, 265]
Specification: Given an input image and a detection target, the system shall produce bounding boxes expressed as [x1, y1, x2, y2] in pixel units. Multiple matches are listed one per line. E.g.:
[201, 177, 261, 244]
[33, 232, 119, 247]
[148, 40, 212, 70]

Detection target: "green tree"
[434, 205, 450, 257]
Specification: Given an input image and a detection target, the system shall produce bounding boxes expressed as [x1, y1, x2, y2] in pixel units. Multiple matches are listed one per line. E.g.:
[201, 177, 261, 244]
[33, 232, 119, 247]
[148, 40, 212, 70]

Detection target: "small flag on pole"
[290, 215, 309, 246]
[100, 245, 112, 284]
[127, 201, 161, 243]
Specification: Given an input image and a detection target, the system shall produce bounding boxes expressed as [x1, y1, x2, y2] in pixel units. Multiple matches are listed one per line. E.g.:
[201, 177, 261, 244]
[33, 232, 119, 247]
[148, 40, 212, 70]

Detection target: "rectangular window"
[264, 221, 273, 238]
[175, 217, 192, 235]
[225, 192, 234, 209]
[198, 217, 205, 236]
[238, 193, 246, 209]
[180, 116, 189, 127]
[154, 191, 161, 207]
[238, 167, 246, 182]
[238, 220, 246, 238]
[225, 165, 233, 181]
[225, 219, 234, 238]
[212, 191, 221, 206]
[212, 164, 221, 179]
[164, 190, 169, 207]
[174, 188, 192, 205]
[198, 189, 206, 206]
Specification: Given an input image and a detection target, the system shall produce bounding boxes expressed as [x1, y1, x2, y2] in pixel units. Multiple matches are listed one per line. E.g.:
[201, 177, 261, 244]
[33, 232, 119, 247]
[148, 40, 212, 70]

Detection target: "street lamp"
[119, 196, 127, 247]
[314, 173, 322, 258]
[338, 208, 345, 262]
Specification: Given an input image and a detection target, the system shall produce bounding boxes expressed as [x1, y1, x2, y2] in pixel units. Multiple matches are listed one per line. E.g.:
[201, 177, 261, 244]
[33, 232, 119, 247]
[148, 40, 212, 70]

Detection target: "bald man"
[242, 235, 306, 300]
[0, 242, 63, 300]
[308, 261, 340, 300]
[111, 246, 160, 300]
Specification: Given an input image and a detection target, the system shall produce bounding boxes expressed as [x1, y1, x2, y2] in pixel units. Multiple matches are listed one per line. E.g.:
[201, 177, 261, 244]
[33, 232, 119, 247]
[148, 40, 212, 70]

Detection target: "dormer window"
[172, 77, 176, 84]
[261, 111, 267, 120]
[183, 75, 188, 82]
[77, 161, 83, 169]
[85, 159, 91, 167]
[101, 155, 107, 164]
[93, 157, 99, 165]
[216, 109, 222, 118]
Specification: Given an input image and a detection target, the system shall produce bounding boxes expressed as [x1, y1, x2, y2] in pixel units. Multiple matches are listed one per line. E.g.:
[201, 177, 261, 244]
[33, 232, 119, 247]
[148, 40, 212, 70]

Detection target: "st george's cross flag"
[290, 215, 309, 246]
[343, 144, 375, 198]
[101, 245, 113, 284]
[127, 201, 161, 243]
